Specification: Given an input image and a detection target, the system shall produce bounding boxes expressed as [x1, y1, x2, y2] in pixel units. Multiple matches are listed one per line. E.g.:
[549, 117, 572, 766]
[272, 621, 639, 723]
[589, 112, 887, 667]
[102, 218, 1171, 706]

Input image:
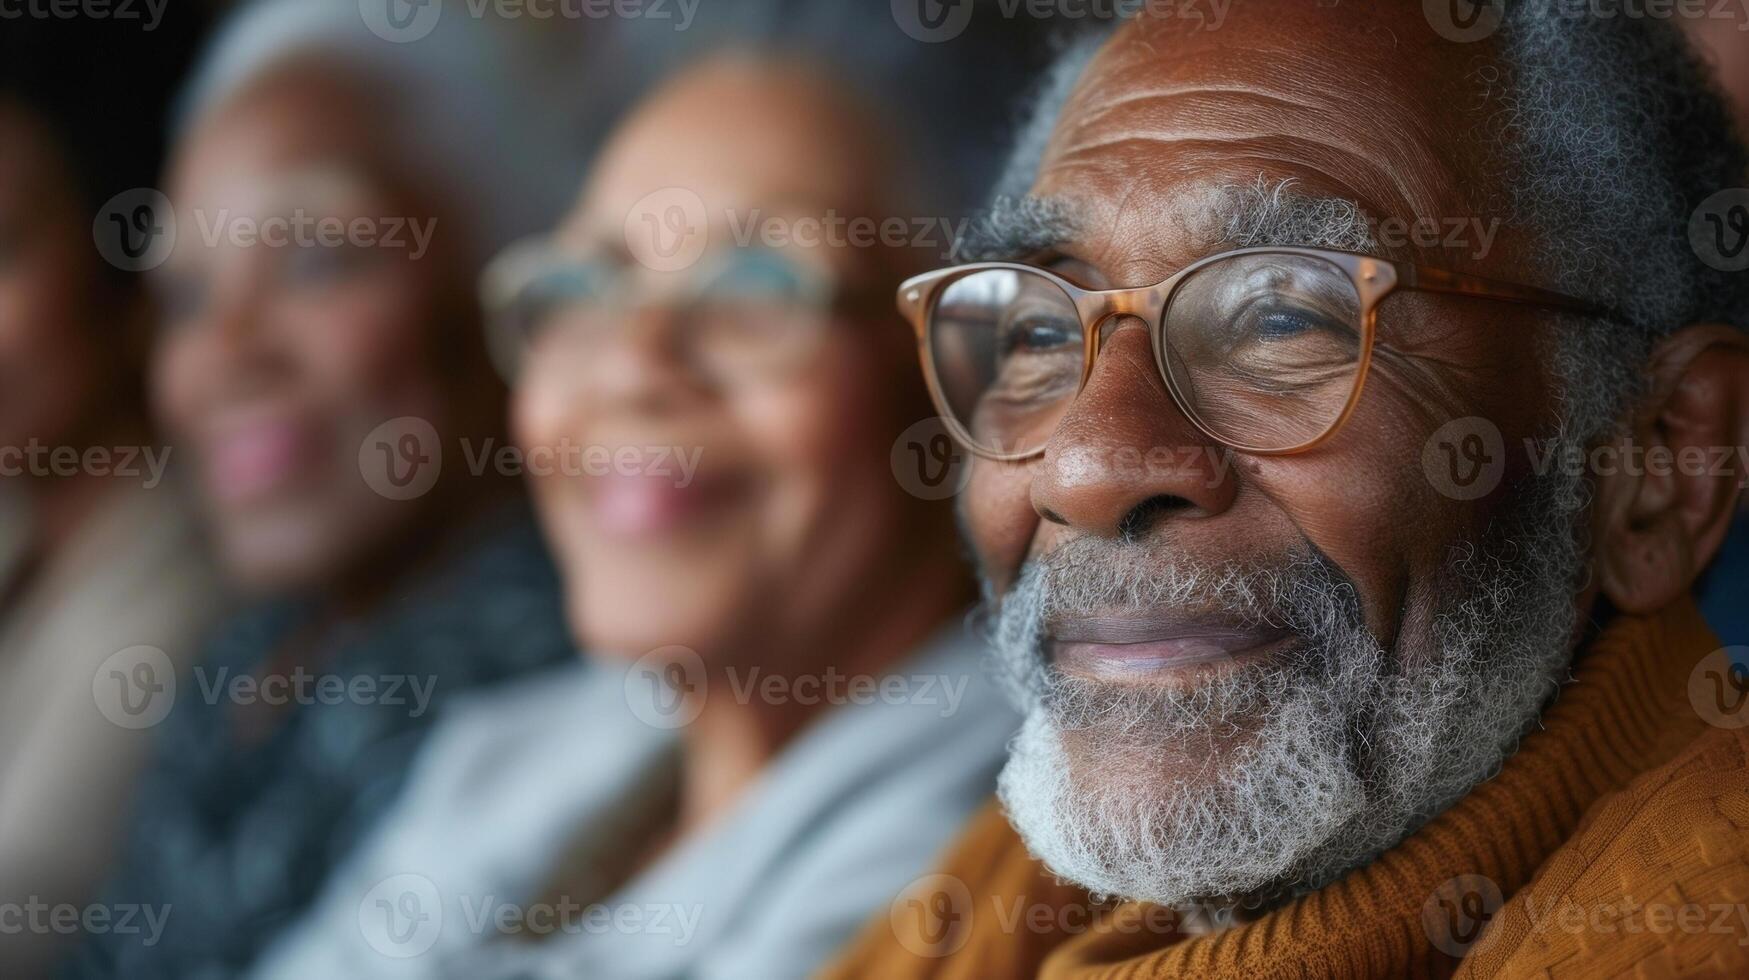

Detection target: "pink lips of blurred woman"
[201, 417, 323, 505]
[586, 471, 741, 539]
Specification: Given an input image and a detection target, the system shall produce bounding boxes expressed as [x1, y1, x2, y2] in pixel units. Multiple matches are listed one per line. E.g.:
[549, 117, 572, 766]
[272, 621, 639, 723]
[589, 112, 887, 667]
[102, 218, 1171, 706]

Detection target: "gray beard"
[989, 469, 1590, 910]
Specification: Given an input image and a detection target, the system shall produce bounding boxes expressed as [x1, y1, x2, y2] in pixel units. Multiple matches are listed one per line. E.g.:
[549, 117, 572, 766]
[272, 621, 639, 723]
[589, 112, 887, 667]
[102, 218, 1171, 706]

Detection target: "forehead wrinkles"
[1034, 23, 1492, 273]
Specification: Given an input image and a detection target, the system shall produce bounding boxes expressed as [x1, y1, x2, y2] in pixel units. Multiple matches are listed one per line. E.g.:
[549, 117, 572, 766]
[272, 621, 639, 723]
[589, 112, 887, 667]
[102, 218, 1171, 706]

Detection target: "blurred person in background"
[0, 13, 218, 978]
[64, 1, 597, 976]
[246, 17, 1045, 980]
[1683, 11, 1749, 135]
[1683, 11, 1749, 645]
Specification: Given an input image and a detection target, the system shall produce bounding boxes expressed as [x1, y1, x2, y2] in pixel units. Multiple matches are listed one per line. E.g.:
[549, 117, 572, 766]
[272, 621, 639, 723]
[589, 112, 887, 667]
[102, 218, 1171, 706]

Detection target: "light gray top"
[0, 480, 221, 975]
[249, 617, 1016, 980]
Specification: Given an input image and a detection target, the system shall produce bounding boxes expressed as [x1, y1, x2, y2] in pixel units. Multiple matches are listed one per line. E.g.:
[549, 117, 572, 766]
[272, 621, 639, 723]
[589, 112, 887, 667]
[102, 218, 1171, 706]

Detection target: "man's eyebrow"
[953, 178, 1378, 265]
[1213, 176, 1378, 252]
[955, 194, 1079, 262]
[958, 177, 1378, 266]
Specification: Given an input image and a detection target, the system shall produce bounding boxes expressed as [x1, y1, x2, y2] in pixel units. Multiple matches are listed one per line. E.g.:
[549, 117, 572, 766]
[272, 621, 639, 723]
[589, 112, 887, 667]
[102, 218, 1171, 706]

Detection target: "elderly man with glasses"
[827, 1, 1749, 977]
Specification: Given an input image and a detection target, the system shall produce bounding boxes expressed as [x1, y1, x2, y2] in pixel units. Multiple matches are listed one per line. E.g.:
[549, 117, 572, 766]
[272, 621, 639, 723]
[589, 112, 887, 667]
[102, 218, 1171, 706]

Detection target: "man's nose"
[1029, 318, 1238, 538]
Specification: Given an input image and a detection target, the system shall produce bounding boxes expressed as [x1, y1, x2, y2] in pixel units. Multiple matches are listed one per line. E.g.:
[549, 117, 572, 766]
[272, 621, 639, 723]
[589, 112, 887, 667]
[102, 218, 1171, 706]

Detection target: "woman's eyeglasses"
[481, 239, 842, 383]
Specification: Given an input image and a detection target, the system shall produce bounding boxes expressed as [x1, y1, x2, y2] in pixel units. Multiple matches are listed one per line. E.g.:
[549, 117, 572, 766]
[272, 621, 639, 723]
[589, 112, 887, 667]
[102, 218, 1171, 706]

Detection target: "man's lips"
[1048, 614, 1291, 678]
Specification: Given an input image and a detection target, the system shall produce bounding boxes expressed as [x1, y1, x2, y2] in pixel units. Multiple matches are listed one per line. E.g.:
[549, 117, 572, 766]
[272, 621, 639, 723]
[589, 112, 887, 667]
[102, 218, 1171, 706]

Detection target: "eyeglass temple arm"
[1398, 263, 1628, 323]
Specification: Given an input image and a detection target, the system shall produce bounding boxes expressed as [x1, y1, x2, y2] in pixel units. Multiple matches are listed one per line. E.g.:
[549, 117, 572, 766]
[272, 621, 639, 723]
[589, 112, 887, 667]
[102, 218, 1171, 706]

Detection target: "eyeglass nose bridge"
[1068, 281, 1177, 387]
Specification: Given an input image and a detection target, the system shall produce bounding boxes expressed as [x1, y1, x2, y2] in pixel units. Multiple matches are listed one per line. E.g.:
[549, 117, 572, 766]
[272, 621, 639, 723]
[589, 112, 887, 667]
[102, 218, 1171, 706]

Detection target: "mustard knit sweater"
[824, 599, 1749, 979]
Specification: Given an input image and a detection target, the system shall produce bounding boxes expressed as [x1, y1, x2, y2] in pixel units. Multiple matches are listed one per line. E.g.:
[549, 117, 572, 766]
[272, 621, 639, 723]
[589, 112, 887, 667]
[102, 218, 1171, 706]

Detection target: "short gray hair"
[988, 9, 1749, 440]
[178, 0, 595, 264]
[1493, 5, 1748, 437]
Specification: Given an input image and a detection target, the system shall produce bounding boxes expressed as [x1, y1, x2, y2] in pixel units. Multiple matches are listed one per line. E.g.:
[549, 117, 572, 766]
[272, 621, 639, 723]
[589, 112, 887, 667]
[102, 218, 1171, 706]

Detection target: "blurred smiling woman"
[0, 14, 217, 978]
[67, 2, 591, 977]
[247, 25, 1040, 980]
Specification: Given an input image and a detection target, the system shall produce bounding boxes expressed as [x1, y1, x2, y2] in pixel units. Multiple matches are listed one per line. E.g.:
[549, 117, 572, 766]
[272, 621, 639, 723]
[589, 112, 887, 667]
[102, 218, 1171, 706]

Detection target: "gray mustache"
[982, 536, 1367, 706]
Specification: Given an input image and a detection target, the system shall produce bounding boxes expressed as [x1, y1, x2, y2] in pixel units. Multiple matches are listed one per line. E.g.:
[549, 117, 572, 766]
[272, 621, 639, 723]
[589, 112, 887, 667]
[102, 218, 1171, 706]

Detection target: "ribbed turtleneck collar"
[1040, 599, 1720, 980]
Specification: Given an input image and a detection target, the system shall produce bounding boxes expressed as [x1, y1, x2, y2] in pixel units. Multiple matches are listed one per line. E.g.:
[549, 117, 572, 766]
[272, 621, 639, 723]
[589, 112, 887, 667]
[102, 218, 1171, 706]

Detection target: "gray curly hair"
[989, 5, 1749, 443]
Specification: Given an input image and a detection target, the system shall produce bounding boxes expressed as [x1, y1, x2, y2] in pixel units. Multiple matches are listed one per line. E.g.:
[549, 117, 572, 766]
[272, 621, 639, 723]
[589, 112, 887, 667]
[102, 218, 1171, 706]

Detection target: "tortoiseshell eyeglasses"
[896, 247, 1618, 461]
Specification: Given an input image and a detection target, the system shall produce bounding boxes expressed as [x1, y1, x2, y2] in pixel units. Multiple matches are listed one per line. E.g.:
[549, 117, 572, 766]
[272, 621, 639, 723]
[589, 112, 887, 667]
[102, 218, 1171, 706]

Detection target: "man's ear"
[1594, 324, 1749, 613]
